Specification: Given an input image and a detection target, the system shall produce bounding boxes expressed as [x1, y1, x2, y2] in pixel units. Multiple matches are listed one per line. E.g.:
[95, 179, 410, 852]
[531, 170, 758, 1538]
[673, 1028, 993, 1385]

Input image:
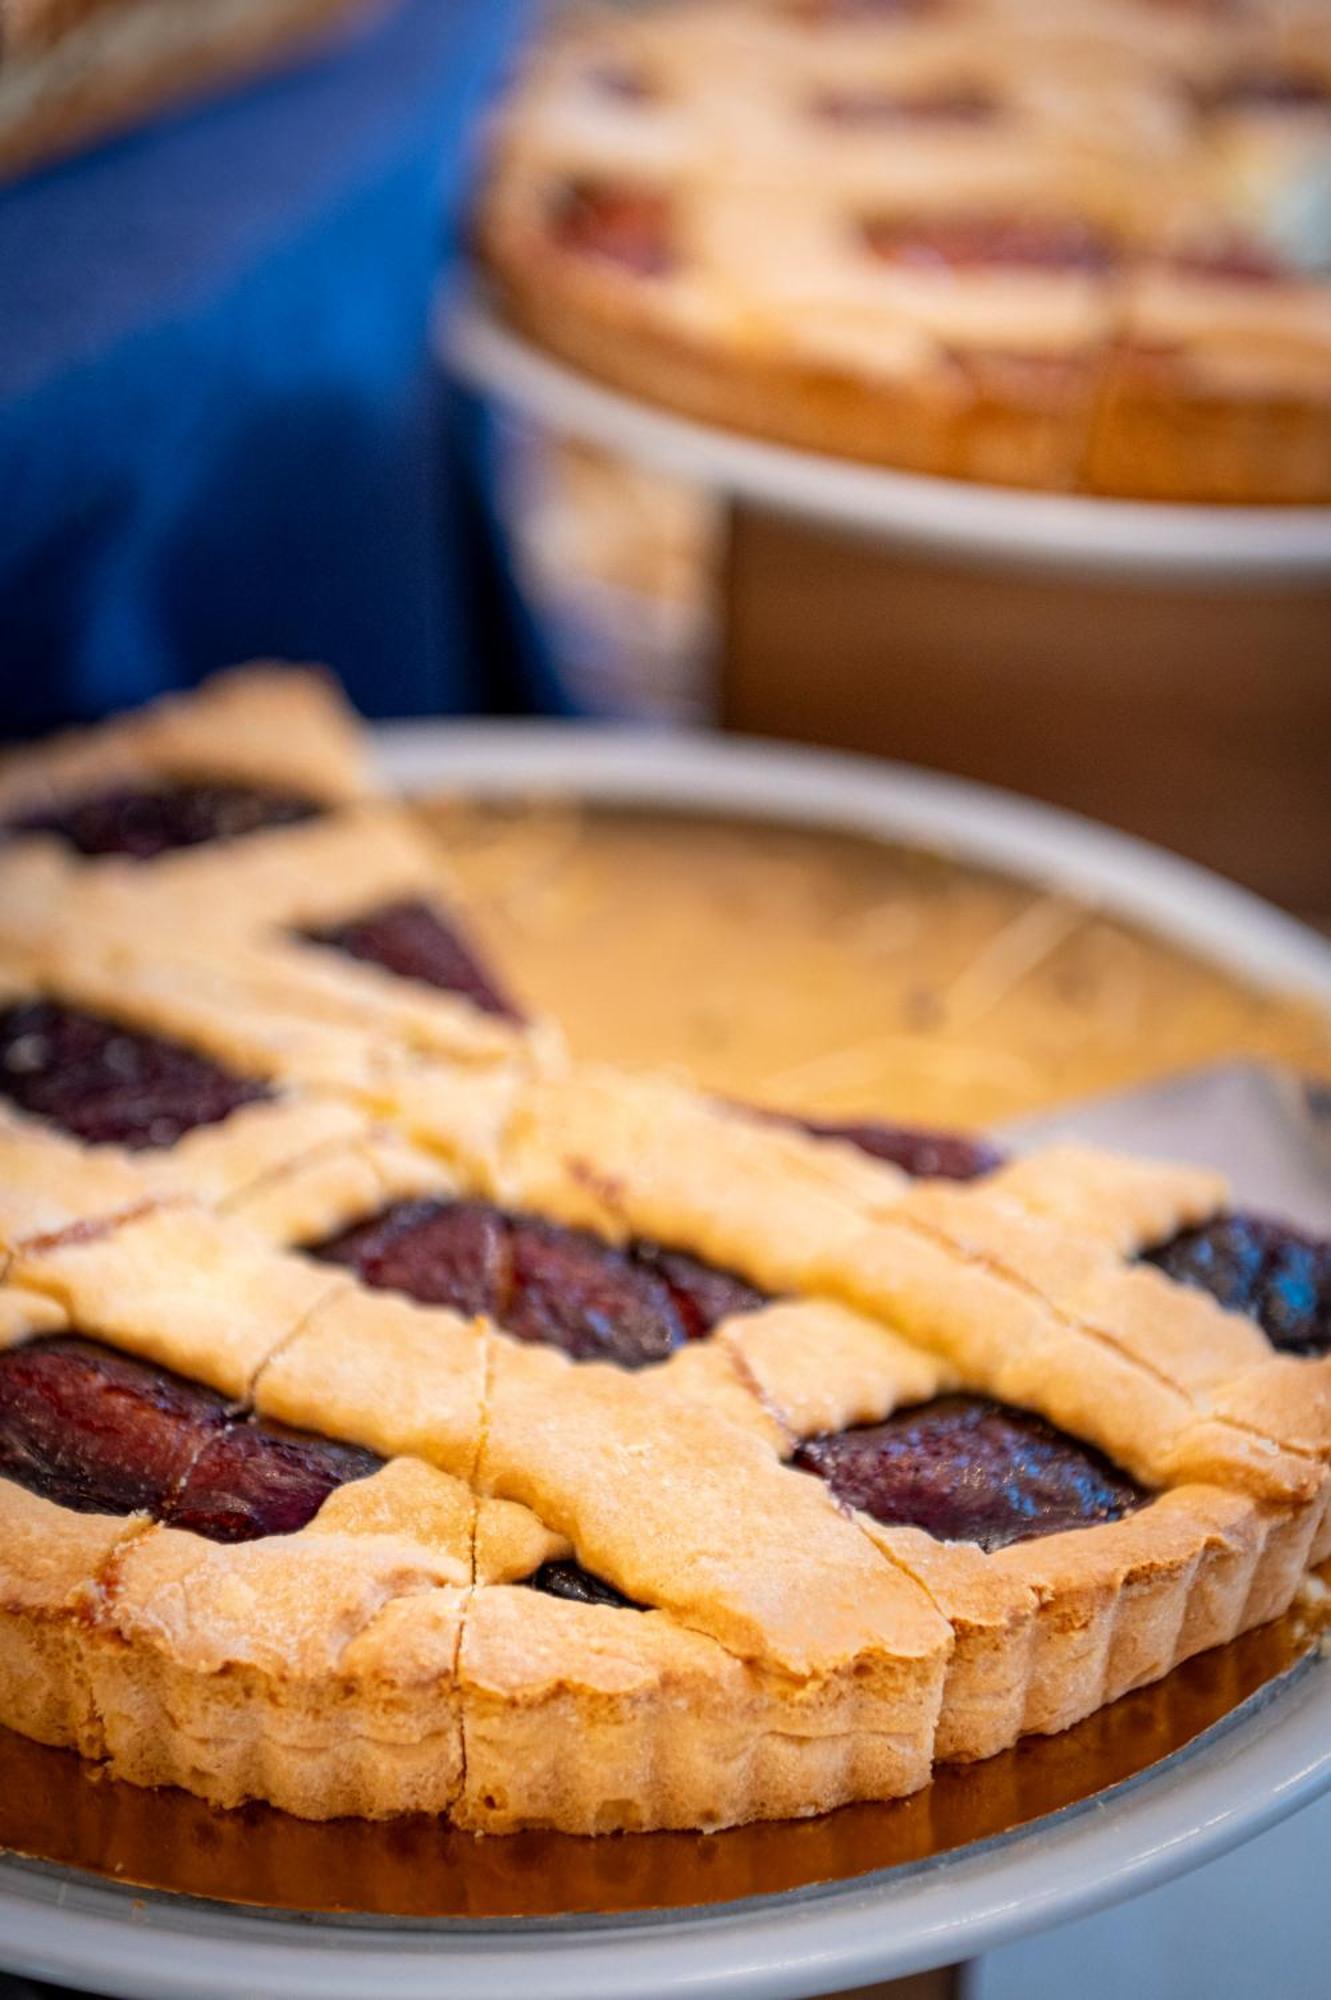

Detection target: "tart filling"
[0, 999, 271, 1150]
[527, 1558, 639, 1608]
[310, 1197, 768, 1366]
[1202, 67, 1331, 114]
[548, 179, 675, 275]
[810, 84, 1000, 126]
[791, 0, 946, 19]
[760, 1108, 1003, 1182]
[1145, 1214, 1331, 1354]
[298, 898, 522, 1021]
[0, 1335, 379, 1539]
[3, 780, 322, 860]
[859, 214, 1118, 274]
[585, 60, 660, 103]
[794, 1393, 1147, 1551]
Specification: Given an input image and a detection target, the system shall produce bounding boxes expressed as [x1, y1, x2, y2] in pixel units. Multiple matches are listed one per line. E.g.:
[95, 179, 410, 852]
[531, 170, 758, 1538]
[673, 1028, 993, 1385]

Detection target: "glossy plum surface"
[759, 1106, 1003, 1181]
[550, 181, 675, 275]
[862, 213, 1115, 273]
[526, 1559, 638, 1609]
[794, 1394, 1144, 1551]
[1146, 1213, 1331, 1355]
[0, 1336, 379, 1540]
[0, 999, 270, 1149]
[311, 1198, 767, 1367]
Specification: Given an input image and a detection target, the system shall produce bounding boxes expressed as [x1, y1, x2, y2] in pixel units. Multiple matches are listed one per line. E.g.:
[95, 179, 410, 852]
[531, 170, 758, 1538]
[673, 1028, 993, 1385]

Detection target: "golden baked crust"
[0, 664, 371, 823]
[0, 670, 543, 1078]
[474, 0, 1331, 502]
[5, 811, 544, 1069]
[3, 669, 1331, 1835]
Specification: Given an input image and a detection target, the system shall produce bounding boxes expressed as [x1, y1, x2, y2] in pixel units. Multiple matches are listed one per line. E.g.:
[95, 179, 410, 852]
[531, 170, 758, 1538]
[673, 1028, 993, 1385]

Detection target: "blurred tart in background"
[475, 0, 1331, 501]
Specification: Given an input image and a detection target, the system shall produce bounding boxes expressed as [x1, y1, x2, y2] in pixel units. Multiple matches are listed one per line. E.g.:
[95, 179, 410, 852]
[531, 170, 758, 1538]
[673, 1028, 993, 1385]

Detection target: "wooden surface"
[722, 505, 1331, 915]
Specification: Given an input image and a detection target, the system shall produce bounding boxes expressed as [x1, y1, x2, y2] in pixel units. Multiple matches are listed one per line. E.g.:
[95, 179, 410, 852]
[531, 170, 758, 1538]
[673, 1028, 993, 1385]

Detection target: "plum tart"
[475, 0, 1331, 501]
[1, 666, 1330, 1836]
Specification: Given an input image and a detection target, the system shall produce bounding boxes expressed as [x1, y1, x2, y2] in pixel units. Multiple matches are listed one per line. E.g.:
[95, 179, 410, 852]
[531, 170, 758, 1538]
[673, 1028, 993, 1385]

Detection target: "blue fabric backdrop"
[0, 0, 529, 736]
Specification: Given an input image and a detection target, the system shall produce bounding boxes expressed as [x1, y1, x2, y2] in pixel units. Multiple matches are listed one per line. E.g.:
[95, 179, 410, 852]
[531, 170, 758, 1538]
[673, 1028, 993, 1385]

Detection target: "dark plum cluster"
[312, 1198, 767, 1368]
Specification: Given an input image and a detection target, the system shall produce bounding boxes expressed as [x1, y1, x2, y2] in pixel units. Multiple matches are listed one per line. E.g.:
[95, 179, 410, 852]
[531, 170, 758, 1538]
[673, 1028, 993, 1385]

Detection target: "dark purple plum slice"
[4, 780, 321, 861]
[755, 1112, 995, 1184]
[167, 1418, 380, 1543]
[631, 1242, 769, 1340]
[586, 61, 658, 102]
[549, 180, 675, 276]
[1202, 67, 1331, 114]
[793, 1393, 1145, 1551]
[862, 212, 1116, 273]
[308, 1198, 768, 1367]
[752, 1104, 1003, 1181]
[298, 898, 522, 1022]
[1145, 1213, 1331, 1356]
[792, 0, 946, 18]
[0, 999, 270, 1150]
[1164, 238, 1291, 284]
[0, 1336, 380, 1539]
[0, 1335, 230, 1520]
[812, 83, 999, 123]
[503, 1217, 689, 1365]
[313, 1198, 510, 1318]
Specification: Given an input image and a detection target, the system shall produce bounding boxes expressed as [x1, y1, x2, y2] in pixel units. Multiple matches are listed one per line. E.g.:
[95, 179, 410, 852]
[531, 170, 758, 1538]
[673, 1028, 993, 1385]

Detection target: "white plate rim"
[443, 288, 1331, 583]
[3, 722, 1331, 2000]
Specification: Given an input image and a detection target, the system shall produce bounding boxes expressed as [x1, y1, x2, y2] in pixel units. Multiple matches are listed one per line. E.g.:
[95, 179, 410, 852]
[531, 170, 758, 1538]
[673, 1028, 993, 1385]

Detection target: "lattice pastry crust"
[475, 0, 1331, 502]
[2, 666, 1329, 1833]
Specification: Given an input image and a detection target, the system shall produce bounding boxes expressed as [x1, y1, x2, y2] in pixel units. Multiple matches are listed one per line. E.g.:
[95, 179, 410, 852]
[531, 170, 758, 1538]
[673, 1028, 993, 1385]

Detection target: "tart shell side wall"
[482, 267, 1101, 494]
[480, 259, 1331, 505]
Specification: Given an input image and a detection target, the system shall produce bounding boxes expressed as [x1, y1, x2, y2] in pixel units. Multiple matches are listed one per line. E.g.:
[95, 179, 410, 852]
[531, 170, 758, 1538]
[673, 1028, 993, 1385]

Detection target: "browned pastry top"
[1, 664, 1330, 1847]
